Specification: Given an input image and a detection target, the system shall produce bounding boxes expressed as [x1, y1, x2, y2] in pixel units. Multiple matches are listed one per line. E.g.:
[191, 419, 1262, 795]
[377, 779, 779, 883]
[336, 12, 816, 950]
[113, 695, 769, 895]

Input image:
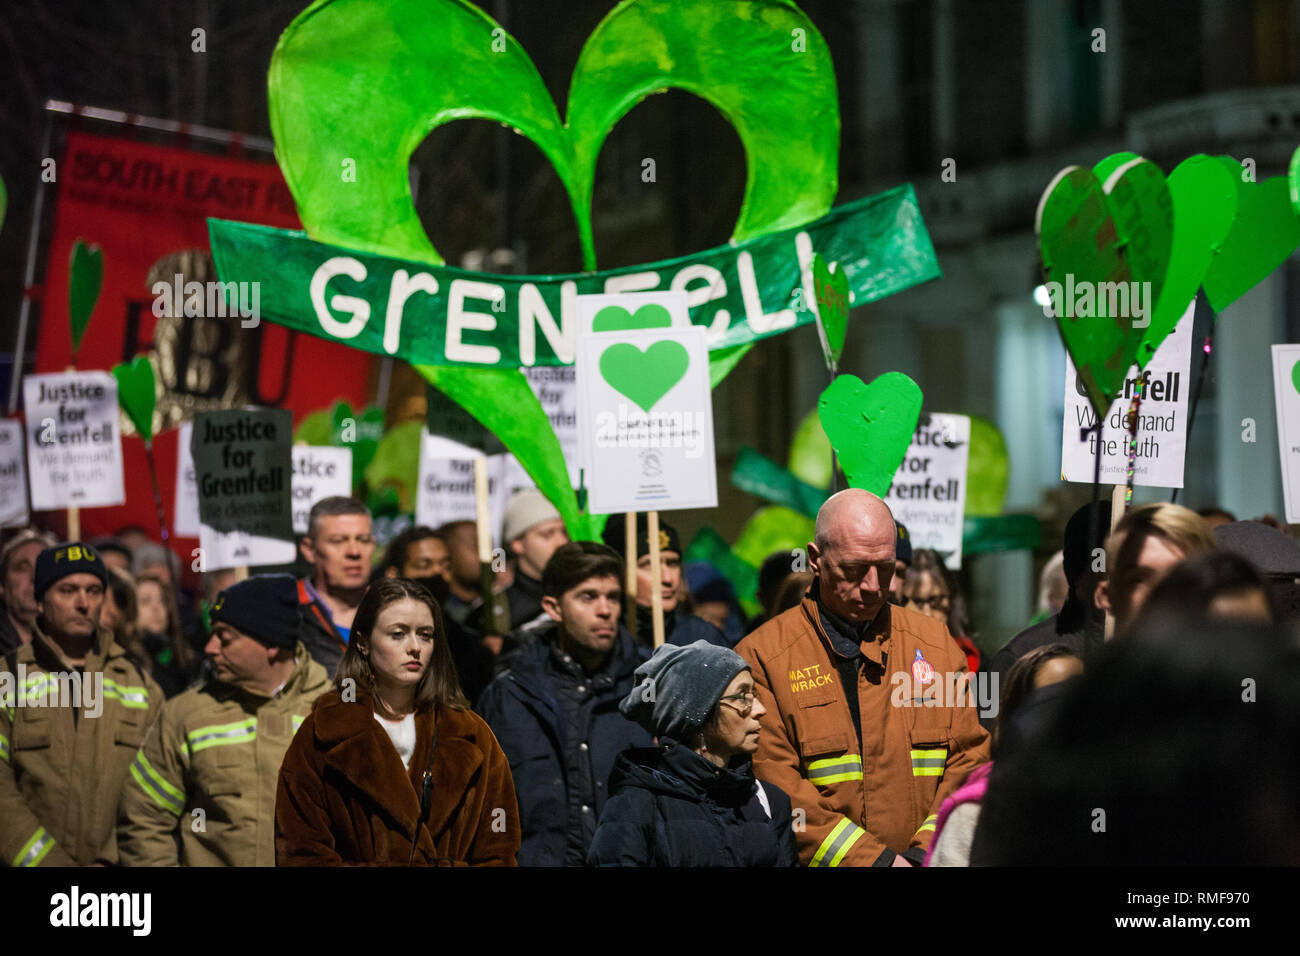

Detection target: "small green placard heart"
[111, 355, 157, 443]
[1203, 158, 1300, 313]
[68, 239, 104, 357]
[598, 340, 690, 413]
[812, 253, 849, 367]
[1291, 358, 1300, 396]
[592, 304, 673, 333]
[817, 372, 923, 497]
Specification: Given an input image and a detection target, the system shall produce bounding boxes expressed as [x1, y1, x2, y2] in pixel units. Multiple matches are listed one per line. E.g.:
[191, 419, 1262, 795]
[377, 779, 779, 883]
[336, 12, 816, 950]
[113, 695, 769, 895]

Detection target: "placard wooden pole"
[624, 512, 637, 636]
[648, 510, 665, 648]
[1103, 484, 1126, 642]
[64, 363, 79, 540]
[233, 565, 249, 582]
[473, 455, 501, 638]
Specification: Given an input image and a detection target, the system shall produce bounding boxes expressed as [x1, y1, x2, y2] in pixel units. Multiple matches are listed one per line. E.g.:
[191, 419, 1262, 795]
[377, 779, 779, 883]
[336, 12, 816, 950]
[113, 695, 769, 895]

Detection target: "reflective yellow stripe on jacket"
[916, 813, 938, 836]
[13, 827, 56, 867]
[0, 733, 8, 763]
[809, 817, 866, 867]
[187, 718, 257, 754]
[129, 751, 184, 816]
[806, 753, 864, 786]
[910, 748, 947, 777]
[103, 678, 150, 710]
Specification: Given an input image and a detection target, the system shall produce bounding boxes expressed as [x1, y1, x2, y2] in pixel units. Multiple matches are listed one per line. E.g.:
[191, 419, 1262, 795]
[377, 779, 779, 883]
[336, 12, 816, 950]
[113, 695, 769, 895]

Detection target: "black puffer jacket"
[587, 741, 799, 867]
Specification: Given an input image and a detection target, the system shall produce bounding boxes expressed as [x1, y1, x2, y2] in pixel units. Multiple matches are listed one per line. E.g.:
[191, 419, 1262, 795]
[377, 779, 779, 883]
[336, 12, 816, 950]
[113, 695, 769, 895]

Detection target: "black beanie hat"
[602, 513, 681, 561]
[210, 574, 300, 649]
[1063, 500, 1113, 585]
[895, 522, 913, 565]
[34, 542, 108, 601]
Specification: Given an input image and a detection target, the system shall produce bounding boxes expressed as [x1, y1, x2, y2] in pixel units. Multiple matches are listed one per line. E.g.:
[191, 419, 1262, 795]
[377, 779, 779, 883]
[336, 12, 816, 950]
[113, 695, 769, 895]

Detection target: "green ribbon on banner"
[962, 514, 1041, 556]
[207, 185, 939, 371]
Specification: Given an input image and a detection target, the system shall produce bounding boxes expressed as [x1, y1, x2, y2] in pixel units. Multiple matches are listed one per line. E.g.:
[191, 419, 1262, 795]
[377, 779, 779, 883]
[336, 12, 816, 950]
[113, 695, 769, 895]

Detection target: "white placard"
[1271, 345, 1300, 523]
[575, 290, 690, 337]
[173, 421, 202, 538]
[575, 322, 717, 515]
[0, 420, 30, 527]
[1060, 302, 1194, 488]
[415, 431, 507, 547]
[884, 413, 971, 568]
[291, 446, 353, 534]
[23, 372, 125, 510]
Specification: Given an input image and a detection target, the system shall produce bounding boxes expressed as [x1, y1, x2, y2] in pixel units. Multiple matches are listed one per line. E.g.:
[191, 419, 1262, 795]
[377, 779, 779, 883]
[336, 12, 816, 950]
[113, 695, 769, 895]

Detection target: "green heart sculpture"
[271, 0, 838, 537]
[1037, 160, 1170, 419]
[817, 372, 922, 497]
[111, 355, 157, 443]
[592, 304, 673, 333]
[812, 253, 849, 368]
[1203, 157, 1300, 313]
[68, 239, 104, 359]
[599, 340, 690, 413]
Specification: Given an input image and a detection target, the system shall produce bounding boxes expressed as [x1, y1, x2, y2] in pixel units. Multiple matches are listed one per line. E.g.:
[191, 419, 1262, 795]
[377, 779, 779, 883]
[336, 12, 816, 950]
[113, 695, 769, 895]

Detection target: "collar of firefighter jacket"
[809, 581, 890, 667]
[29, 622, 113, 672]
[207, 642, 322, 704]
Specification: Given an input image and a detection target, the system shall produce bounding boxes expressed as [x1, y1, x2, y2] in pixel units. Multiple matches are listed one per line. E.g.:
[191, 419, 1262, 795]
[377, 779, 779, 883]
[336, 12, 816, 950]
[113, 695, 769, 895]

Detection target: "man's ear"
[1094, 579, 1112, 613]
[806, 540, 821, 575]
[299, 535, 316, 567]
[508, 538, 525, 559]
[541, 595, 563, 623]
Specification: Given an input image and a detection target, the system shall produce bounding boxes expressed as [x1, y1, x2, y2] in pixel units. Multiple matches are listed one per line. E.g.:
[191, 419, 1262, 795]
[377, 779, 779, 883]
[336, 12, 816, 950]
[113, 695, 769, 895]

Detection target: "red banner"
[33, 129, 375, 559]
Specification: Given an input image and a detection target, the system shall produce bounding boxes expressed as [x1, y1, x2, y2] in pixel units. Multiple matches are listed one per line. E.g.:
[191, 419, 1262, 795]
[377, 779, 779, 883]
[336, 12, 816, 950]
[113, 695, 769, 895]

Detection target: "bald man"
[736, 490, 990, 867]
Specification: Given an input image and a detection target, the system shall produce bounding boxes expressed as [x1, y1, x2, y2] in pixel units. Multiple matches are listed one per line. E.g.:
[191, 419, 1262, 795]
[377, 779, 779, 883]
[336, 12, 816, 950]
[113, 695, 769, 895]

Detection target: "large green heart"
[1037, 161, 1170, 419]
[68, 239, 104, 359]
[271, 0, 838, 536]
[111, 355, 157, 443]
[1203, 158, 1300, 313]
[598, 340, 690, 413]
[592, 304, 673, 333]
[817, 372, 923, 497]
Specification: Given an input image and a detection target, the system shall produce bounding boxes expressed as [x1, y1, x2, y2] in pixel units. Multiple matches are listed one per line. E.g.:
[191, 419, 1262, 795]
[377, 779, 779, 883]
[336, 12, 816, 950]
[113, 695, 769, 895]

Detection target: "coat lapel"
[420, 709, 485, 840]
[315, 694, 422, 836]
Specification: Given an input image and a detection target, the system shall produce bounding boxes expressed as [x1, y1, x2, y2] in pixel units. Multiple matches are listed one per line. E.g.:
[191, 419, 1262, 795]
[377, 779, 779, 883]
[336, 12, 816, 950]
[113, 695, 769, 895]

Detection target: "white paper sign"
[415, 431, 507, 547]
[173, 421, 202, 538]
[1060, 303, 1194, 488]
[291, 446, 353, 534]
[23, 372, 125, 510]
[0, 420, 30, 528]
[884, 413, 971, 568]
[576, 321, 717, 515]
[1271, 344, 1300, 523]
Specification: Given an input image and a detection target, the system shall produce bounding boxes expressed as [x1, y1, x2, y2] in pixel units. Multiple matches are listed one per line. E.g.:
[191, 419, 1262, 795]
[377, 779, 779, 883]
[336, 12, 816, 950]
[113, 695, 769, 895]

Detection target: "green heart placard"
[592, 304, 673, 333]
[68, 239, 104, 358]
[817, 372, 923, 497]
[598, 340, 690, 413]
[1203, 158, 1300, 313]
[271, 0, 839, 538]
[1292, 358, 1300, 396]
[111, 355, 157, 443]
[812, 253, 849, 369]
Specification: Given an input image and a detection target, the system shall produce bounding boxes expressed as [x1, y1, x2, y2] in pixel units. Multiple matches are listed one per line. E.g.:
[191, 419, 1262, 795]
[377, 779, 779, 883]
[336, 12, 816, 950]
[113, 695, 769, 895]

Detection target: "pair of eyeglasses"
[718, 690, 757, 716]
[907, 594, 951, 610]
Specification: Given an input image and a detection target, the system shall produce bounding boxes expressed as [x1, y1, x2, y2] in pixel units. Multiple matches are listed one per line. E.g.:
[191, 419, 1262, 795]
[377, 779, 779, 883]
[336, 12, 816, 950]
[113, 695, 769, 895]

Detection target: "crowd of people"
[1, 486, 1297, 867]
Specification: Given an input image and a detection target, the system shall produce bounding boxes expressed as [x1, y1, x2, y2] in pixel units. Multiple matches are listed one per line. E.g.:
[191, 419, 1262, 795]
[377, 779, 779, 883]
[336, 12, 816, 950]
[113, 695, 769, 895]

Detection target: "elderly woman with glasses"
[587, 640, 798, 866]
[902, 548, 981, 672]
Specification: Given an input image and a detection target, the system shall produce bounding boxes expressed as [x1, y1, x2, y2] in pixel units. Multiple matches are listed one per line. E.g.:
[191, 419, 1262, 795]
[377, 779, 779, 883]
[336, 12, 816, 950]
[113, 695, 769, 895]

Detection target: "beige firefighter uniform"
[0, 627, 163, 866]
[117, 643, 329, 866]
[736, 596, 990, 867]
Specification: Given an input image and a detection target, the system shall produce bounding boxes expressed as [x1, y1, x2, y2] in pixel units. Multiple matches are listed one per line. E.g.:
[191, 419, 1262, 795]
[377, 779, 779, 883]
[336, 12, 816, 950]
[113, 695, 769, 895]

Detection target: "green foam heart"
[1203, 158, 1300, 313]
[1138, 154, 1238, 366]
[817, 372, 923, 497]
[363, 420, 423, 513]
[271, 0, 839, 536]
[592, 304, 673, 333]
[732, 505, 816, 571]
[788, 408, 832, 488]
[1292, 358, 1300, 396]
[68, 239, 104, 357]
[812, 253, 848, 367]
[963, 416, 1008, 517]
[598, 340, 690, 413]
[1037, 161, 1170, 419]
[111, 355, 157, 443]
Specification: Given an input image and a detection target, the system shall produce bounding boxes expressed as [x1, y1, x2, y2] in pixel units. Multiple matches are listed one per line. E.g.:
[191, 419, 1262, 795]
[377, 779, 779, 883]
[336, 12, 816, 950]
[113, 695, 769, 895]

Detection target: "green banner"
[208, 186, 939, 370]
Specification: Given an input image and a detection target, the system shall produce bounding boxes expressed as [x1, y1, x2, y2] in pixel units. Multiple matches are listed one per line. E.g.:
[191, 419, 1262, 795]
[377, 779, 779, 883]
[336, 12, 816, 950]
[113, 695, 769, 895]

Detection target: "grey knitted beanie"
[620, 640, 750, 741]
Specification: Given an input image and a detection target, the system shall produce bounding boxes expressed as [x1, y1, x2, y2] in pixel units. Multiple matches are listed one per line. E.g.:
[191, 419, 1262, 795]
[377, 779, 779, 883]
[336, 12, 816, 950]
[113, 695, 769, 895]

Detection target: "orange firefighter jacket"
[736, 595, 990, 867]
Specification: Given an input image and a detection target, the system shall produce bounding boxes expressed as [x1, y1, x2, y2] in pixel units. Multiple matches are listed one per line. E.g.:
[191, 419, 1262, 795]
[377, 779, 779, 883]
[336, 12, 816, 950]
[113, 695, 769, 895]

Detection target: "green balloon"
[818, 372, 922, 497]
[733, 506, 816, 571]
[963, 416, 1008, 517]
[111, 355, 157, 443]
[363, 420, 424, 513]
[293, 407, 335, 446]
[270, 0, 841, 521]
[787, 409, 832, 489]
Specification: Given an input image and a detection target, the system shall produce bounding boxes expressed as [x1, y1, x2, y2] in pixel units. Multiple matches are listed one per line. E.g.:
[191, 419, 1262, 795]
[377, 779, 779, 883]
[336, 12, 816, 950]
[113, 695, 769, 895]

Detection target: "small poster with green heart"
[577, 290, 691, 337]
[576, 303, 716, 515]
[1269, 344, 1300, 523]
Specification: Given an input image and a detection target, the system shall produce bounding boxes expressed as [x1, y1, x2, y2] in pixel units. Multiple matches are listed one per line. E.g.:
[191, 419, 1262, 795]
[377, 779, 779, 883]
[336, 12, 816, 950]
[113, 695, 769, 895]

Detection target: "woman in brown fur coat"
[276, 578, 519, 865]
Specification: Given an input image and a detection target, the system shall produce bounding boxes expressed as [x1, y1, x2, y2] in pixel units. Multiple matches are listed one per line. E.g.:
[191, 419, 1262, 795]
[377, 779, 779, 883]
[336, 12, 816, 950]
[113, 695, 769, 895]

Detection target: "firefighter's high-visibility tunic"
[736, 595, 990, 867]
[117, 643, 330, 866]
[0, 627, 162, 866]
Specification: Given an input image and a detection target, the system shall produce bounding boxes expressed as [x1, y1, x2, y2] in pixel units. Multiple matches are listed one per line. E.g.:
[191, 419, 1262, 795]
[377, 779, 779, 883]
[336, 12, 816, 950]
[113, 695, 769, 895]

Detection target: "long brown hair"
[136, 571, 195, 676]
[334, 577, 468, 712]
